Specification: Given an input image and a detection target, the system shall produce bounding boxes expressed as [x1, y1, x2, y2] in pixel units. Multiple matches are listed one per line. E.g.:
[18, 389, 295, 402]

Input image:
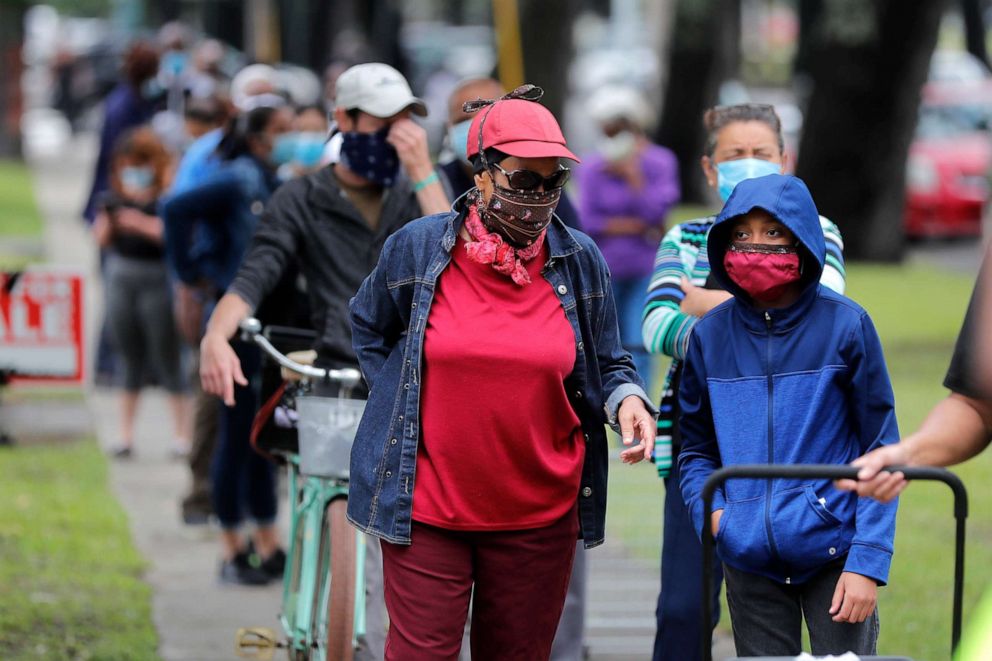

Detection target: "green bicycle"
[235, 318, 366, 661]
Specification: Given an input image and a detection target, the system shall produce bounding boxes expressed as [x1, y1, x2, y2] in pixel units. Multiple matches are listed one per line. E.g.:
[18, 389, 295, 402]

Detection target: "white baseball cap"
[334, 63, 427, 118]
[231, 64, 280, 110]
[587, 85, 654, 130]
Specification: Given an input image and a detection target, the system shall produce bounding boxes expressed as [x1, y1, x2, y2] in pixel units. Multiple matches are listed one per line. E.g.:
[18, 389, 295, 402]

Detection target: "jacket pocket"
[772, 485, 844, 573]
[715, 497, 768, 567]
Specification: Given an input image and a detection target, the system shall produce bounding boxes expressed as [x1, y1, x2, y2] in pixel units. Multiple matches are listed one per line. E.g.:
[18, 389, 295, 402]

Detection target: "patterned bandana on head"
[463, 189, 545, 286]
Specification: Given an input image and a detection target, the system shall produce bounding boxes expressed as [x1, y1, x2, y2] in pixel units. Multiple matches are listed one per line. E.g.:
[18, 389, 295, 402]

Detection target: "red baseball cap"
[466, 98, 580, 162]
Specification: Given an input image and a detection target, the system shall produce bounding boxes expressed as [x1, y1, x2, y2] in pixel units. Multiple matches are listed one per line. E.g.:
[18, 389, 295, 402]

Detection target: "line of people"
[85, 38, 921, 659]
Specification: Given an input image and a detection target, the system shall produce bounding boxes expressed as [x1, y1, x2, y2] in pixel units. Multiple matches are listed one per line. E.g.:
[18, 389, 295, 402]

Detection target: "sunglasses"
[489, 162, 571, 191]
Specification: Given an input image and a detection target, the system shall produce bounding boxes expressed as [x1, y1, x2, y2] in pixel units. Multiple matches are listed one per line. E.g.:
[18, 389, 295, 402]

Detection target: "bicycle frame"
[279, 453, 366, 658]
[236, 318, 367, 660]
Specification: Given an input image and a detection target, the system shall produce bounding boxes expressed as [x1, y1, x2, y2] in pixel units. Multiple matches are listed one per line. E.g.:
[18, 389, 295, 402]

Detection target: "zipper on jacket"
[763, 310, 781, 564]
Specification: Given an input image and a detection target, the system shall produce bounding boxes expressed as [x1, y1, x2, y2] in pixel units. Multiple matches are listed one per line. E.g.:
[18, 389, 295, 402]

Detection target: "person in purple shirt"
[579, 86, 680, 386]
[83, 41, 162, 223]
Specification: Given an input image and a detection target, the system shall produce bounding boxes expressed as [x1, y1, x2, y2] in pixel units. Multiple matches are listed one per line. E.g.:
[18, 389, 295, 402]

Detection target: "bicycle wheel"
[315, 498, 356, 661]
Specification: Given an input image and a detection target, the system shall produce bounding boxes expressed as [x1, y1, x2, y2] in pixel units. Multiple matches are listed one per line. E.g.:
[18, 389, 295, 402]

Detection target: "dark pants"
[381, 507, 579, 661]
[723, 559, 879, 657]
[210, 341, 277, 529]
[611, 275, 654, 391]
[653, 460, 722, 661]
[182, 350, 218, 516]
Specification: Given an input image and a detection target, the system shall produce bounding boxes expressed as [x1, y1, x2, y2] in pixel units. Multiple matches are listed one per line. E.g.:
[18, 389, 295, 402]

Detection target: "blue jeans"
[723, 559, 878, 656]
[611, 275, 653, 391]
[653, 459, 722, 661]
[210, 340, 277, 529]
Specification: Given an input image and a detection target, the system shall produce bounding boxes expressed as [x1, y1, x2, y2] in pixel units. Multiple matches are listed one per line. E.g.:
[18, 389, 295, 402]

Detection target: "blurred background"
[1, 1, 992, 660]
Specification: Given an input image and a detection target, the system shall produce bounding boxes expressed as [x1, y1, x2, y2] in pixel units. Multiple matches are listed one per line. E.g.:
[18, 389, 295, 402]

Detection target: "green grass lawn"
[0, 159, 44, 237]
[0, 440, 159, 661]
[606, 259, 983, 659]
[0, 158, 44, 269]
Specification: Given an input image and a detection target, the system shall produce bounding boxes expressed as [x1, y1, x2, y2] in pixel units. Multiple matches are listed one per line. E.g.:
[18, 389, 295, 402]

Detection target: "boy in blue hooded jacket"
[678, 174, 898, 656]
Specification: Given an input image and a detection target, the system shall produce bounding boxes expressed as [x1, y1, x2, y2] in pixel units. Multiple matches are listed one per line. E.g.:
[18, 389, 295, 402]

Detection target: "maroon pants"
[380, 506, 579, 661]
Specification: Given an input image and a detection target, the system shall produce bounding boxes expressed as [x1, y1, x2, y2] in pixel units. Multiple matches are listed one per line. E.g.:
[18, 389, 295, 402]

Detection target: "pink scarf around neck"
[462, 202, 546, 286]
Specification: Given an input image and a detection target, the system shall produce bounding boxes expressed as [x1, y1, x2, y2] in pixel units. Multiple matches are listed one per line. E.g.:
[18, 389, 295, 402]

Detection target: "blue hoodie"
[677, 174, 898, 585]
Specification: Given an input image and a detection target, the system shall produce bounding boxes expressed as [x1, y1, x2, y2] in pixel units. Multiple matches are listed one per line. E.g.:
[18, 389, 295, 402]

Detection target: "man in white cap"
[198, 62, 448, 659]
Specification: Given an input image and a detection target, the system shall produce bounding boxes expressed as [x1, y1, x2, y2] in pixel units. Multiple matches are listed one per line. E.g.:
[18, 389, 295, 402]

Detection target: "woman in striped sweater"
[641, 103, 846, 661]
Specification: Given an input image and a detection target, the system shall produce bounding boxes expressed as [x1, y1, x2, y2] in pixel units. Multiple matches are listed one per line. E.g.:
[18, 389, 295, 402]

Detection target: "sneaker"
[110, 445, 133, 460]
[219, 551, 271, 586]
[260, 548, 287, 580]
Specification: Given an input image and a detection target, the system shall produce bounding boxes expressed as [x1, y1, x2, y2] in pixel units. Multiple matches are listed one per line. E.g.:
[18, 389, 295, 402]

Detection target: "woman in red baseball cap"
[348, 86, 656, 660]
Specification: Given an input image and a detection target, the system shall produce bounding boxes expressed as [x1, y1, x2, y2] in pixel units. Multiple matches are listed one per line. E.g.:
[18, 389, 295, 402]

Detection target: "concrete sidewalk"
[28, 132, 731, 661]
[31, 135, 283, 661]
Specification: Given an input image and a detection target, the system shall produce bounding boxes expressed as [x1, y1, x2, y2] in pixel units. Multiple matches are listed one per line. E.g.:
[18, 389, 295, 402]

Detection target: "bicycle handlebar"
[238, 317, 362, 386]
[699, 464, 967, 661]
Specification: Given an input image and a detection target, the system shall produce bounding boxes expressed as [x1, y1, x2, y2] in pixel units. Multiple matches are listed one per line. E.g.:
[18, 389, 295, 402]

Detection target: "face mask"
[294, 132, 328, 168]
[447, 120, 472, 163]
[270, 132, 298, 166]
[340, 127, 400, 187]
[723, 242, 801, 304]
[120, 166, 155, 192]
[162, 50, 188, 77]
[716, 158, 781, 202]
[599, 130, 637, 163]
[480, 180, 561, 248]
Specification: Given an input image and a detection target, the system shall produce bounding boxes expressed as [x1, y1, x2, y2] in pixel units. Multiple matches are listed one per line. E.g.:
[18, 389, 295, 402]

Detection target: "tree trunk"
[962, 0, 991, 72]
[655, 0, 739, 204]
[518, 0, 577, 120]
[0, 1, 26, 160]
[795, 0, 949, 261]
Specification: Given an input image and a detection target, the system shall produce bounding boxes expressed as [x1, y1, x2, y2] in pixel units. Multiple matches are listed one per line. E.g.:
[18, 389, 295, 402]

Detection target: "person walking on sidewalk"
[348, 85, 657, 660]
[163, 101, 296, 585]
[198, 62, 449, 654]
[93, 126, 190, 459]
[165, 64, 283, 525]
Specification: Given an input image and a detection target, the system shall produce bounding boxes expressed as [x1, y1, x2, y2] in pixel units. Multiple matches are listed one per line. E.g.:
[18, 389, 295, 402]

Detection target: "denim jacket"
[347, 205, 656, 548]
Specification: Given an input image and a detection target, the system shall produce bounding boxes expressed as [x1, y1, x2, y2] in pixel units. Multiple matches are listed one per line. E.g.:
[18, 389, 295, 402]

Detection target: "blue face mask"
[340, 127, 400, 187]
[271, 132, 298, 166]
[120, 166, 154, 191]
[716, 158, 782, 202]
[447, 119, 472, 163]
[162, 50, 188, 77]
[294, 132, 328, 169]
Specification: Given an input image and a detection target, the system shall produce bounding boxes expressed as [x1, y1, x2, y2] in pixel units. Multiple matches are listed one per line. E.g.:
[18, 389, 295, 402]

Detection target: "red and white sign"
[0, 267, 85, 383]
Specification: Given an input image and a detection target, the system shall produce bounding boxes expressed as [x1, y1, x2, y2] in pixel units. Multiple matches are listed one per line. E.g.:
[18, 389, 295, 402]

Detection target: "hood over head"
[707, 173, 825, 301]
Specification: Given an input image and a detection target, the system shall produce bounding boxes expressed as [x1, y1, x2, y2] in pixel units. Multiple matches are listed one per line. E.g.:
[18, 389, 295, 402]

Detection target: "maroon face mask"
[723, 242, 802, 304]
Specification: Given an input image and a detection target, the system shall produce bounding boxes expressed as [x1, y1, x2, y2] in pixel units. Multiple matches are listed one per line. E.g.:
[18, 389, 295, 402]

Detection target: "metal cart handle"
[700, 464, 967, 661]
[238, 317, 362, 387]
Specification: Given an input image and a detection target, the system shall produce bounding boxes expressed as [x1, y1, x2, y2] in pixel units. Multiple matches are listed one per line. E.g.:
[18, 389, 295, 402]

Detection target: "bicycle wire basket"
[295, 395, 366, 479]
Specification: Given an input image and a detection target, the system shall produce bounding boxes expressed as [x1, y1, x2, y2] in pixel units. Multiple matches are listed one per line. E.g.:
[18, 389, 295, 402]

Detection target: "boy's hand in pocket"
[830, 572, 877, 623]
[710, 509, 724, 536]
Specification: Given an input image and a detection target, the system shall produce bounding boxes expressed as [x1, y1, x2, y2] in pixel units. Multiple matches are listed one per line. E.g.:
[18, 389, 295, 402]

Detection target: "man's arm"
[838, 393, 992, 501]
[200, 293, 253, 406]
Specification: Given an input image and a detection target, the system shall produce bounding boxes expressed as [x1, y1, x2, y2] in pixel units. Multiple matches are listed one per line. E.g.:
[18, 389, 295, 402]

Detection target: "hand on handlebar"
[834, 443, 911, 503]
[200, 331, 247, 407]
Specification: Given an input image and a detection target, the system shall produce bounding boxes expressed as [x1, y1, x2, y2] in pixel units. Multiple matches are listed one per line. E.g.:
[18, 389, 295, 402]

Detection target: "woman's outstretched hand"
[618, 395, 655, 464]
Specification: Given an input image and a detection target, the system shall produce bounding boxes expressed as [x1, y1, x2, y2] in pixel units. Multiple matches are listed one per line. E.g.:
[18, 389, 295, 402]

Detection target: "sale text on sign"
[0, 267, 84, 383]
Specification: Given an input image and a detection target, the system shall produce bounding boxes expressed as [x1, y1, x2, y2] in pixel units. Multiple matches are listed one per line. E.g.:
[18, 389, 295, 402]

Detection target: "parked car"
[905, 98, 992, 239]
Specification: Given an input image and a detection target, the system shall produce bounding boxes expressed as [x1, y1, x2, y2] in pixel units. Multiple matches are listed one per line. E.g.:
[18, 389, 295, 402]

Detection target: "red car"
[904, 81, 992, 239]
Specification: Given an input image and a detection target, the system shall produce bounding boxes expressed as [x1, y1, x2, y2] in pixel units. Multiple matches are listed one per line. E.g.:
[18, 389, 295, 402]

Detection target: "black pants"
[723, 559, 878, 657]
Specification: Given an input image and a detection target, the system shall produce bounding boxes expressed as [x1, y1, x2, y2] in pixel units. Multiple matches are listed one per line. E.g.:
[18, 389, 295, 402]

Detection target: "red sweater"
[413, 237, 585, 530]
